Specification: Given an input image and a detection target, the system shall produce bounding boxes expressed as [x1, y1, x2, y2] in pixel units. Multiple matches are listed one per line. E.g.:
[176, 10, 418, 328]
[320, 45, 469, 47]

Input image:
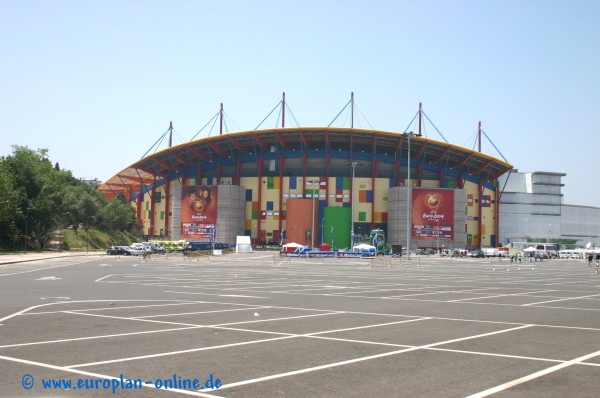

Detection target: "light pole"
[435, 218, 440, 253]
[24, 206, 35, 253]
[348, 161, 362, 249]
[307, 179, 320, 248]
[331, 225, 334, 249]
[405, 133, 412, 258]
[321, 217, 324, 245]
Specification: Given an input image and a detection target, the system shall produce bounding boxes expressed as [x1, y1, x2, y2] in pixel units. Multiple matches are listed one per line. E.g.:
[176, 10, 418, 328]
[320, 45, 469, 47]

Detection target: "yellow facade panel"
[374, 178, 390, 213]
[421, 180, 439, 188]
[245, 177, 259, 191]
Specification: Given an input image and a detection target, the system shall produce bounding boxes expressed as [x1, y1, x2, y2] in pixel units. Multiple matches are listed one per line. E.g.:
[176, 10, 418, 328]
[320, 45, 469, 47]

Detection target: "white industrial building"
[499, 170, 600, 247]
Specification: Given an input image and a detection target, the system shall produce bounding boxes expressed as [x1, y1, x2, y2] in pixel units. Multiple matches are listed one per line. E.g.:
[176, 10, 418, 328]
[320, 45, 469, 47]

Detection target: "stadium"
[97, 94, 513, 252]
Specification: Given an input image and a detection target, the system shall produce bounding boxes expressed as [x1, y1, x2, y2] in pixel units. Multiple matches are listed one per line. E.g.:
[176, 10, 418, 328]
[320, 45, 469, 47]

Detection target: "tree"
[0, 156, 26, 246]
[98, 198, 138, 232]
[0, 146, 76, 250]
[0, 145, 138, 251]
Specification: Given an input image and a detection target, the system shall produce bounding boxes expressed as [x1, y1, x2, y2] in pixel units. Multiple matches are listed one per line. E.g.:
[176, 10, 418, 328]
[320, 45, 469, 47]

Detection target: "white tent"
[282, 242, 304, 253]
[353, 244, 376, 252]
[523, 246, 537, 252]
[282, 242, 303, 249]
[236, 236, 253, 253]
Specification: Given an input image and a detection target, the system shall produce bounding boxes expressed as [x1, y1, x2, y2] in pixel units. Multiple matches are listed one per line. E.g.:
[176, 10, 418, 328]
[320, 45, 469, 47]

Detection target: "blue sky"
[2, 0, 599, 206]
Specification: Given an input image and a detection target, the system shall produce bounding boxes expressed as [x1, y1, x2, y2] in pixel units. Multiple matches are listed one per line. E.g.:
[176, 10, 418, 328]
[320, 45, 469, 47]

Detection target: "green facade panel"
[323, 207, 351, 249]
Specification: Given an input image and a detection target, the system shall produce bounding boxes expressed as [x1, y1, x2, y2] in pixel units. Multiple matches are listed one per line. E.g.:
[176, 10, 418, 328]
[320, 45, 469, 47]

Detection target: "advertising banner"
[411, 188, 454, 241]
[181, 186, 218, 239]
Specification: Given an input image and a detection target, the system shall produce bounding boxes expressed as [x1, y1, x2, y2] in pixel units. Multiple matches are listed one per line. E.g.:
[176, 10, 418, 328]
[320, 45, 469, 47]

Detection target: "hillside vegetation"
[0, 146, 141, 252]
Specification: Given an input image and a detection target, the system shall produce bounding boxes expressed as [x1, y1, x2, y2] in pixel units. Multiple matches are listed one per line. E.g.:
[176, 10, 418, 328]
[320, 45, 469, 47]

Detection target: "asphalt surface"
[0, 252, 599, 397]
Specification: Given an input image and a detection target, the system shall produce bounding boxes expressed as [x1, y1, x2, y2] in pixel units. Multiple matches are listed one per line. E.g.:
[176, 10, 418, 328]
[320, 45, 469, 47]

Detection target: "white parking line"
[522, 293, 600, 306]
[67, 335, 298, 369]
[448, 290, 558, 303]
[0, 326, 205, 349]
[210, 325, 534, 392]
[466, 348, 600, 398]
[163, 290, 270, 299]
[133, 306, 273, 319]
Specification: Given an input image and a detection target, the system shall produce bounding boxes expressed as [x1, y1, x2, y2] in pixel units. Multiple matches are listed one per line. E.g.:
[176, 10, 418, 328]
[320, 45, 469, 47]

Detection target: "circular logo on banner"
[424, 192, 443, 210]
[192, 200, 206, 212]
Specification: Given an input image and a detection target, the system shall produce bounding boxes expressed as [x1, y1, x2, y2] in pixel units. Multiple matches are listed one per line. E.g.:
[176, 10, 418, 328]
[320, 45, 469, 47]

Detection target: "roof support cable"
[354, 103, 376, 130]
[403, 112, 419, 135]
[327, 99, 351, 127]
[223, 111, 241, 133]
[498, 170, 512, 202]
[255, 100, 283, 130]
[141, 127, 170, 159]
[285, 103, 301, 127]
[222, 118, 231, 136]
[190, 110, 220, 141]
[275, 110, 282, 129]
[207, 114, 221, 137]
[469, 132, 479, 152]
[166, 126, 185, 147]
[481, 130, 510, 164]
[421, 110, 449, 143]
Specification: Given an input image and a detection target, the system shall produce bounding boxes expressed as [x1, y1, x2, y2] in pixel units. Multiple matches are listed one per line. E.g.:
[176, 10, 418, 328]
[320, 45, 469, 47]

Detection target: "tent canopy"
[353, 244, 376, 251]
[282, 242, 303, 249]
[235, 235, 253, 253]
[282, 242, 305, 253]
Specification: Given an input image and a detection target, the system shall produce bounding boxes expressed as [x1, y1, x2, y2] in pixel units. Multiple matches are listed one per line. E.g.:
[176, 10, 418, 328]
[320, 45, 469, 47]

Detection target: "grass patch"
[62, 229, 139, 252]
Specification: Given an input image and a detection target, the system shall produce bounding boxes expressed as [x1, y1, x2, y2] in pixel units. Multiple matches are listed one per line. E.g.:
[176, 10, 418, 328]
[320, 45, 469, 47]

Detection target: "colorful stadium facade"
[98, 100, 512, 251]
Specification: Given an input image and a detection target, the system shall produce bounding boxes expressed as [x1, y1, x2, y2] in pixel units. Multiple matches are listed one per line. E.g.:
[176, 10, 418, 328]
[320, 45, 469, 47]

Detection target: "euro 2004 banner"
[411, 188, 454, 241]
[180, 186, 218, 239]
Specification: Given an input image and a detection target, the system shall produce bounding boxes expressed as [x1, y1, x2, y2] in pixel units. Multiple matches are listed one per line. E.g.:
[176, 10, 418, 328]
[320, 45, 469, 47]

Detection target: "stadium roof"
[97, 127, 513, 200]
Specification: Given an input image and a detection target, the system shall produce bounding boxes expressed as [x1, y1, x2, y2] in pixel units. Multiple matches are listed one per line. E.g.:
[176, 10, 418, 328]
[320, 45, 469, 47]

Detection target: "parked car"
[106, 246, 131, 255]
[468, 249, 486, 258]
[150, 242, 166, 254]
[128, 245, 144, 256]
[119, 246, 134, 255]
[182, 241, 212, 253]
[140, 242, 154, 254]
[130, 242, 153, 255]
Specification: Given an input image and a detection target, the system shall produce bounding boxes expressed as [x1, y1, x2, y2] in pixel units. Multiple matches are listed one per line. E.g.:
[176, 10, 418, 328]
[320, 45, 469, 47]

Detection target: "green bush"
[63, 229, 139, 251]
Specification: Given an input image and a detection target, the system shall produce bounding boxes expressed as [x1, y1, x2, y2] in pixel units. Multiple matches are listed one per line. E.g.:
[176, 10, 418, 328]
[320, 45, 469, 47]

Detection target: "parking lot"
[1, 253, 599, 397]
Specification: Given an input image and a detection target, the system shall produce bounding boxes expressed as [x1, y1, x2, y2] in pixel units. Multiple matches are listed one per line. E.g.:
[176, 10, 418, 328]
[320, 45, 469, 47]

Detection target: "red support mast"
[477, 123, 483, 247]
[281, 92, 286, 128]
[418, 102, 422, 136]
[478, 121, 482, 152]
[351, 92, 354, 128]
[219, 103, 224, 135]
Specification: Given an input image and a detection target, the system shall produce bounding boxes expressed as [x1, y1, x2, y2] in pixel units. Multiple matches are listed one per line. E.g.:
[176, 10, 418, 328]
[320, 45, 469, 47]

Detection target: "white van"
[150, 242, 165, 254]
[141, 242, 153, 254]
[559, 250, 573, 259]
[484, 247, 499, 257]
[129, 243, 144, 256]
[571, 251, 584, 259]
